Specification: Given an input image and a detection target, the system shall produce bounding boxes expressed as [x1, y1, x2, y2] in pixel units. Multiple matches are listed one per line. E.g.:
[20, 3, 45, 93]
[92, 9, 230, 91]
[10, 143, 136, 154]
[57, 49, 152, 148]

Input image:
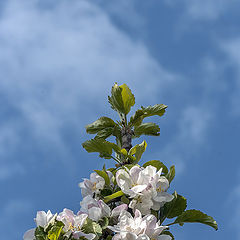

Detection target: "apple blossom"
[23, 210, 56, 240]
[116, 166, 151, 198]
[148, 167, 174, 211]
[57, 208, 95, 240]
[23, 229, 35, 240]
[116, 165, 174, 214]
[108, 209, 170, 240]
[79, 171, 114, 199]
[35, 210, 56, 229]
[79, 172, 106, 198]
[80, 195, 111, 221]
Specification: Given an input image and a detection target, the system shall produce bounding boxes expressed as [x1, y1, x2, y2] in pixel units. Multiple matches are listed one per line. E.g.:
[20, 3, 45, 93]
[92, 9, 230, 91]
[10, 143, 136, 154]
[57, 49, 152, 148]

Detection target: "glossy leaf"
[134, 122, 160, 137]
[161, 192, 187, 220]
[82, 218, 102, 235]
[173, 210, 218, 230]
[82, 138, 121, 159]
[35, 226, 47, 240]
[142, 104, 168, 117]
[166, 165, 175, 183]
[85, 117, 116, 134]
[129, 104, 167, 126]
[129, 109, 144, 127]
[94, 127, 115, 139]
[48, 221, 64, 240]
[108, 83, 125, 114]
[108, 83, 135, 115]
[94, 170, 110, 185]
[128, 140, 147, 163]
[120, 83, 135, 115]
[143, 160, 168, 174]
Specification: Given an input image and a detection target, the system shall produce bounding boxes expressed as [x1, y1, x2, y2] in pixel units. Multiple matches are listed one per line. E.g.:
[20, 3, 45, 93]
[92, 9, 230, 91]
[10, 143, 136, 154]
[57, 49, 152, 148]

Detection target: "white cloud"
[220, 38, 240, 116]
[0, 163, 24, 180]
[151, 104, 212, 175]
[0, 0, 177, 179]
[227, 184, 240, 239]
[0, 199, 34, 239]
[165, 0, 239, 20]
[96, 0, 145, 29]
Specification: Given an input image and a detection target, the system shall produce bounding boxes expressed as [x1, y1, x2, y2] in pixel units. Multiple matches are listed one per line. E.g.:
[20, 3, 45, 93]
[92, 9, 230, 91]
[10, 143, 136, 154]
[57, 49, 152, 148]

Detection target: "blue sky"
[0, 0, 240, 239]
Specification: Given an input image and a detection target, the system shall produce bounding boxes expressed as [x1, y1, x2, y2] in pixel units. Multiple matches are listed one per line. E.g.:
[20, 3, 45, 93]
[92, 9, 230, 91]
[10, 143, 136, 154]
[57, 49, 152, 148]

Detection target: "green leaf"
[120, 83, 135, 115]
[82, 138, 121, 159]
[122, 164, 138, 170]
[35, 226, 47, 240]
[99, 216, 109, 229]
[166, 165, 175, 183]
[85, 117, 116, 134]
[134, 123, 160, 137]
[112, 125, 122, 143]
[121, 148, 128, 156]
[128, 140, 147, 163]
[161, 192, 187, 220]
[104, 190, 124, 203]
[142, 104, 168, 118]
[47, 221, 64, 240]
[47, 227, 63, 240]
[129, 104, 167, 127]
[94, 127, 115, 139]
[82, 218, 102, 235]
[129, 109, 145, 127]
[108, 83, 135, 115]
[161, 231, 175, 240]
[108, 83, 125, 114]
[94, 170, 110, 185]
[121, 195, 130, 204]
[143, 160, 168, 174]
[100, 188, 113, 197]
[173, 210, 218, 230]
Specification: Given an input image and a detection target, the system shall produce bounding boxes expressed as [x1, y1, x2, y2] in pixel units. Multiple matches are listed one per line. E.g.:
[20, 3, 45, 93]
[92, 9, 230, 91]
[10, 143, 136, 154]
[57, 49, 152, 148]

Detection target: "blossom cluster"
[23, 83, 218, 240]
[24, 165, 173, 240]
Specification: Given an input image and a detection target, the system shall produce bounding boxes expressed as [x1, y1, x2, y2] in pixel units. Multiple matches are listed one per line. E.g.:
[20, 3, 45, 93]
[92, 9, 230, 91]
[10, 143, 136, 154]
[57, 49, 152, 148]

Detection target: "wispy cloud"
[227, 183, 240, 239]
[95, 0, 145, 30]
[0, 0, 177, 180]
[152, 104, 213, 175]
[0, 199, 34, 239]
[164, 0, 239, 21]
[220, 38, 240, 116]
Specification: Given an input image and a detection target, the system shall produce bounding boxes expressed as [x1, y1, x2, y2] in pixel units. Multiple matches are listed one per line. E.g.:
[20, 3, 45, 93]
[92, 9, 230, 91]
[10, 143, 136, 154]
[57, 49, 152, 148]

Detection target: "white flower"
[116, 165, 174, 213]
[80, 195, 111, 222]
[111, 204, 128, 217]
[35, 210, 56, 229]
[57, 208, 95, 240]
[23, 210, 56, 240]
[148, 167, 174, 211]
[129, 190, 153, 215]
[116, 166, 151, 198]
[23, 229, 35, 240]
[108, 209, 169, 240]
[79, 172, 105, 198]
[79, 171, 113, 198]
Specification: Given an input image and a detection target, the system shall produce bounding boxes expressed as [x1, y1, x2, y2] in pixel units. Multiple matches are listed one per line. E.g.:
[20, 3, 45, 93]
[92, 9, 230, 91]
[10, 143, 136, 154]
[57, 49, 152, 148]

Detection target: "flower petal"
[23, 228, 35, 240]
[111, 204, 128, 217]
